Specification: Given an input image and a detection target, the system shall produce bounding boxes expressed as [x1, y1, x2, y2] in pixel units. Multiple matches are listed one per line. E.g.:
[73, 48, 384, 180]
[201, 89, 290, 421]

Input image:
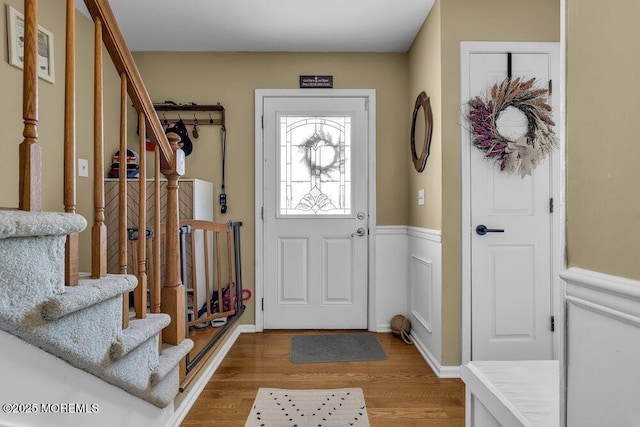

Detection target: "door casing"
[254, 89, 377, 332]
[459, 42, 566, 364]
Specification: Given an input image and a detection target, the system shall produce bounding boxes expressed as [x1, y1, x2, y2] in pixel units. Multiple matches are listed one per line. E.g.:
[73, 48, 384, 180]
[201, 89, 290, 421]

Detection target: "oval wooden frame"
[410, 91, 433, 172]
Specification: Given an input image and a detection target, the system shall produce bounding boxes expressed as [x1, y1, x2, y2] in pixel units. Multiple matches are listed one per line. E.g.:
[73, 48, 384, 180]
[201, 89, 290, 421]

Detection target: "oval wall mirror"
[410, 91, 433, 172]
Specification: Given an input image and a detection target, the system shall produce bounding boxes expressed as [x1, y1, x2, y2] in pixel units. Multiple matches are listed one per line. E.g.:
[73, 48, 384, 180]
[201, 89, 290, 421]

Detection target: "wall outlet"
[78, 158, 89, 177]
[418, 189, 425, 206]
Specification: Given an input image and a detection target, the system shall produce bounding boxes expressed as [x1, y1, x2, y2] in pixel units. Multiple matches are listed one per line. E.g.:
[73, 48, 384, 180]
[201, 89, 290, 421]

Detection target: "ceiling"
[75, 0, 435, 53]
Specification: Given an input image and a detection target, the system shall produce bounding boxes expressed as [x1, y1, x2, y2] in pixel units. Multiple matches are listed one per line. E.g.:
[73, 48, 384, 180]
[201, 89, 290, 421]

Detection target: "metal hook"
[209, 113, 214, 124]
[192, 115, 200, 139]
[162, 113, 168, 125]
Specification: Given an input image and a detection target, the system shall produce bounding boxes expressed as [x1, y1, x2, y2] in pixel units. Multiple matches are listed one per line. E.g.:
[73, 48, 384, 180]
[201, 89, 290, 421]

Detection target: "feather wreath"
[468, 77, 558, 177]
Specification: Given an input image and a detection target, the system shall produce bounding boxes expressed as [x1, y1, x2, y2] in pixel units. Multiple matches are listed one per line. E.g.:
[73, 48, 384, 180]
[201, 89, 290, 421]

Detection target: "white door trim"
[459, 42, 566, 364]
[254, 89, 377, 332]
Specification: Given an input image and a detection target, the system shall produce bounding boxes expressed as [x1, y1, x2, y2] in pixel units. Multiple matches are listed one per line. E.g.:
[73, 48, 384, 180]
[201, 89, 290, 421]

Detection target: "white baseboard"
[169, 324, 255, 427]
[237, 324, 257, 334]
[411, 331, 460, 379]
[374, 324, 391, 333]
[438, 365, 461, 379]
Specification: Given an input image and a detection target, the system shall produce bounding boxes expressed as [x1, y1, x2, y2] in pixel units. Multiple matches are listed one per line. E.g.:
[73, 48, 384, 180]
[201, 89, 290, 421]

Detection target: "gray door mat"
[290, 333, 387, 363]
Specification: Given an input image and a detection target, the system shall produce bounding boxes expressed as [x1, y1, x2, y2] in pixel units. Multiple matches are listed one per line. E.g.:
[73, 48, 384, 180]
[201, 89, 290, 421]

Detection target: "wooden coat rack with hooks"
[153, 102, 225, 129]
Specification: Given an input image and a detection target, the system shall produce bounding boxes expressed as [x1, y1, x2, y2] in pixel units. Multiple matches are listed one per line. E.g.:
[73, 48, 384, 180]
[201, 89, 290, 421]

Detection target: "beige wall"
[408, 1, 442, 230]
[130, 52, 409, 325]
[2, 2, 575, 362]
[408, 0, 560, 365]
[0, 1, 120, 271]
[1, 5, 409, 326]
[566, 0, 640, 280]
[1, 0, 69, 209]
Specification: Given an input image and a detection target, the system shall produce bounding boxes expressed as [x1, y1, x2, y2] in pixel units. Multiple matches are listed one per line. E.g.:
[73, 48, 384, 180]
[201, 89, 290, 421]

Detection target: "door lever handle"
[476, 225, 505, 236]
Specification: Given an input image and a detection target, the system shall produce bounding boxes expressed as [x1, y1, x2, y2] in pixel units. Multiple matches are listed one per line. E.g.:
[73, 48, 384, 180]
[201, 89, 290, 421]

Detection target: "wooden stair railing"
[79, 0, 187, 360]
[18, 0, 187, 378]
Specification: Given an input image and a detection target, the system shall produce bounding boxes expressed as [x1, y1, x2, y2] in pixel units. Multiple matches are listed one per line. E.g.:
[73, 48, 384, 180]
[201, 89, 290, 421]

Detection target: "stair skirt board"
[0, 329, 180, 426]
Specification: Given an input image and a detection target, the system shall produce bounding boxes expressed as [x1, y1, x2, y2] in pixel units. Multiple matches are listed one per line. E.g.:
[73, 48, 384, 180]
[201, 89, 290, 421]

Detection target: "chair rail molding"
[408, 226, 441, 243]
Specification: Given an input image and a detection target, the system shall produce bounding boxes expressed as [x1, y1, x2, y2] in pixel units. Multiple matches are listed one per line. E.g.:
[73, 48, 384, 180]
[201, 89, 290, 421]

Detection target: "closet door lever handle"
[476, 225, 505, 236]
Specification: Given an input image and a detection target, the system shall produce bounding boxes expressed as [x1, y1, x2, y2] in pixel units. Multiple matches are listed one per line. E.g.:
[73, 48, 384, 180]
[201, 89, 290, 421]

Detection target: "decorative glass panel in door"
[279, 116, 351, 216]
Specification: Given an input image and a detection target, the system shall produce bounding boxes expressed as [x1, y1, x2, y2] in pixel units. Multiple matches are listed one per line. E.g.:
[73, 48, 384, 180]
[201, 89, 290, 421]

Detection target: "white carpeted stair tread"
[0, 210, 86, 239]
[151, 339, 194, 385]
[110, 313, 171, 360]
[41, 274, 137, 320]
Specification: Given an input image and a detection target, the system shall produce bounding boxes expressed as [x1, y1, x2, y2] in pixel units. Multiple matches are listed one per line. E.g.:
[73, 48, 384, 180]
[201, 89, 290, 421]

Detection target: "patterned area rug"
[245, 388, 369, 426]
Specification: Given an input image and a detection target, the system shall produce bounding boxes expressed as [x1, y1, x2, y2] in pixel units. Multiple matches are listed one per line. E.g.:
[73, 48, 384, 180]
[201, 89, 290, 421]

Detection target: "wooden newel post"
[161, 175, 185, 339]
[161, 137, 186, 377]
[19, 0, 42, 212]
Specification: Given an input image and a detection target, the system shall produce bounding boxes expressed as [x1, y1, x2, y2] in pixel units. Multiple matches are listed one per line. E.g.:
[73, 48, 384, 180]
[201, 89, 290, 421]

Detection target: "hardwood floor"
[181, 330, 465, 426]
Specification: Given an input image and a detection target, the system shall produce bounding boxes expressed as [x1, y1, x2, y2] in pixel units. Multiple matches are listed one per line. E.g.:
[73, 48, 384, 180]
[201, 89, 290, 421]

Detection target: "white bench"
[461, 361, 559, 427]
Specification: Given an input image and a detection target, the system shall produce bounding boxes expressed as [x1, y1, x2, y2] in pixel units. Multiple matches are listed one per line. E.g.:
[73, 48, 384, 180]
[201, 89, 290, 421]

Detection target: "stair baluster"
[119, 73, 129, 328]
[19, 0, 41, 213]
[64, 0, 79, 286]
[151, 147, 162, 314]
[134, 113, 148, 320]
[91, 15, 107, 279]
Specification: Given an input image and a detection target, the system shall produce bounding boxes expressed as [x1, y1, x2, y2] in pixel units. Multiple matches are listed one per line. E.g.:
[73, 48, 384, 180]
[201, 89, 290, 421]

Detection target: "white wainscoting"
[375, 225, 457, 377]
[407, 227, 450, 377]
[411, 254, 433, 333]
[561, 267, 640, 427]
[374, 226, 409, 332]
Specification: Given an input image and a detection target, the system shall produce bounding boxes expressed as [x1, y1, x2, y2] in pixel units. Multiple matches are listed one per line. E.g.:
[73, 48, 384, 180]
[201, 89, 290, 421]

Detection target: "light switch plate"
[418, 189, 425, 206]
[78, 158, 89, 177]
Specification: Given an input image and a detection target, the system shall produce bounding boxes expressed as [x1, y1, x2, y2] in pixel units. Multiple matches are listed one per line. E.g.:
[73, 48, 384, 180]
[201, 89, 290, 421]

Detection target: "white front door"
[262, 96, 369, 329]
[467, 51, 558, 360]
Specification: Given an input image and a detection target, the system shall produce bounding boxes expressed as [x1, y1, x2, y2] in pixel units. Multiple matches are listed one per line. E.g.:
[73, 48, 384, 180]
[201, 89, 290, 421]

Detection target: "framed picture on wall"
[6, 5, 55, 83]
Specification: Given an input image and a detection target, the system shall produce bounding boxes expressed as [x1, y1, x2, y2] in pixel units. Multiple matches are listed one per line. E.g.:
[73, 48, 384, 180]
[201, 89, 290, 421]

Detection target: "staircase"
[0, 211, 192, 407]
[3, 0, 196, 411]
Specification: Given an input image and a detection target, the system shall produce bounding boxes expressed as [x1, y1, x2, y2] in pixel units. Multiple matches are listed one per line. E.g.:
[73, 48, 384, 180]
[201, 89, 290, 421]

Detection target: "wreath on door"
[467, 77, 558, 177]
